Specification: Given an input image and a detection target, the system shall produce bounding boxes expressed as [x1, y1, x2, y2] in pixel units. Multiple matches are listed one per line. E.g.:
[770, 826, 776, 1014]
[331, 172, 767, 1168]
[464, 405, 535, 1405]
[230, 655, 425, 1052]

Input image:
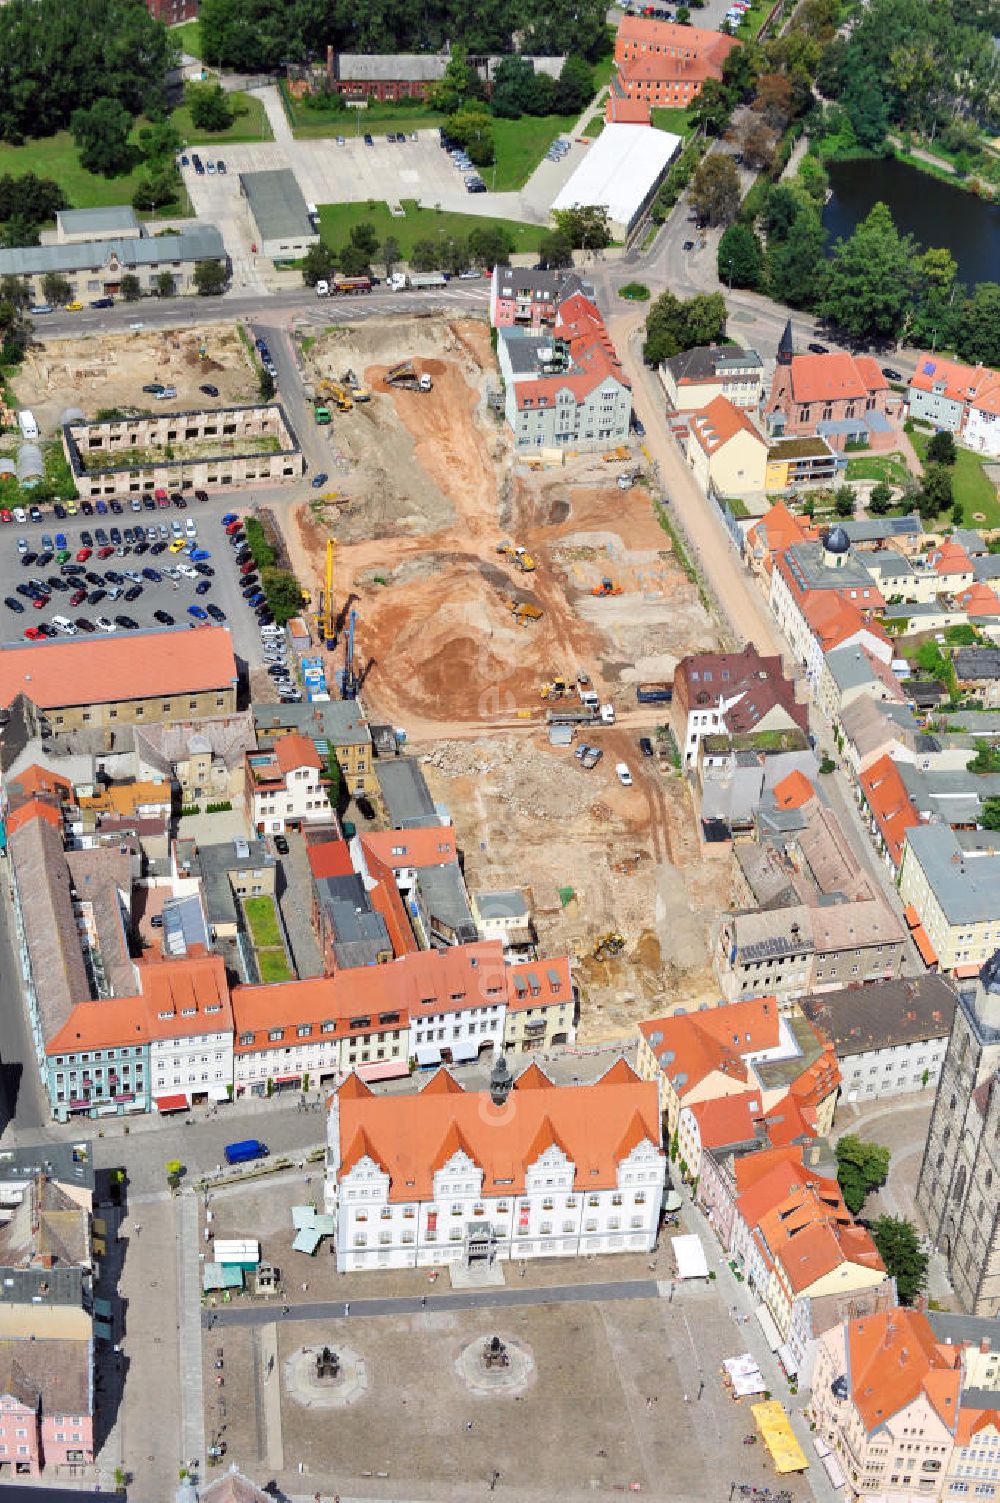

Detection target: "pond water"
[822, 155, 1000, 287]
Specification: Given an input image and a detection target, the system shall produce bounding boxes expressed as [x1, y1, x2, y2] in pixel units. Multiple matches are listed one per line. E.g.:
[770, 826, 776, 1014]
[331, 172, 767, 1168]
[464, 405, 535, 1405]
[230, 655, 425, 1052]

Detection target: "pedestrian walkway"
[205, 1275, 661, 1329]
[177, 1194, 207, 1473]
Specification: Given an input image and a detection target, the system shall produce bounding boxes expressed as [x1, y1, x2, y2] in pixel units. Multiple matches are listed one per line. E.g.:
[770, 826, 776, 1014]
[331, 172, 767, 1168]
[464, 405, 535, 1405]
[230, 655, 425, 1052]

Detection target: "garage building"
[239, 169, 319, 260]
[551, 124, 681, 243]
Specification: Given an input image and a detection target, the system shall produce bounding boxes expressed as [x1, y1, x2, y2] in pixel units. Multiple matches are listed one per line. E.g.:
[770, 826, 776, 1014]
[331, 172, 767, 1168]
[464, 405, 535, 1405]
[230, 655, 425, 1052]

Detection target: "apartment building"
[671, 643, 807, 771]
[908, 353, 1000, 458]
[325, 1057, 665, 1271]
[489, 266, 593, 329]
[802, 975, 956, 1103]
[612, 16, 738, 107]
[899, 824, 1000, 975]
[659, 343, 763, 412]
[244, 735, 332, 835]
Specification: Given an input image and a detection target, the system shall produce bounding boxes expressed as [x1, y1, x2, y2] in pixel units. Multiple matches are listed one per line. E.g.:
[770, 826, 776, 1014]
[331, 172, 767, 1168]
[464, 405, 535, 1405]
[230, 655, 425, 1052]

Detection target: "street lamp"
[727, 256, 734, 292]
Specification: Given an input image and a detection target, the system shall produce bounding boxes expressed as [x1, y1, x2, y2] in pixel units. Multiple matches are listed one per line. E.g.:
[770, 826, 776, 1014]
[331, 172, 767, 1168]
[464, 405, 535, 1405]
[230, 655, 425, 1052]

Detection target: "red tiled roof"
[687, 1090, 763, 1150]
[5, 798, 62, 837]
[688, 395, 765, 457]
[909, 352, 999, 407]
[45, 951, 232, 1054]
[931, 540, 973, 576]
[605, 92, 651, 124]
[0, 627, 236, 712]
[859, 754, 919, 868]
[846, 1309, 961, 1433]
[638, 997, 781, 1098]
[306, 840, 353, 880]
[506, 955, 572, 1012]
[747, 502, 808, 567]
[335, 1071, 662, 1202]
[788, 353, 887, 404]
[956, 582, 1000, 616]
[274, 733, 322, 774]
[801, 593, 890, 654]
[773, 770, 815, 810]
[360, 828, 457, 871]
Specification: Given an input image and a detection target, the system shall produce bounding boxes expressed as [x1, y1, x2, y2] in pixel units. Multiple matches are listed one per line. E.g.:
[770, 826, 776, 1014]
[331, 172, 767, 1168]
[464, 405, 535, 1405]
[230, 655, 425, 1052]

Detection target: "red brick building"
[144, 0, 199, 22]
[612, 17, 738, 108]
[765, 351, 890, 446]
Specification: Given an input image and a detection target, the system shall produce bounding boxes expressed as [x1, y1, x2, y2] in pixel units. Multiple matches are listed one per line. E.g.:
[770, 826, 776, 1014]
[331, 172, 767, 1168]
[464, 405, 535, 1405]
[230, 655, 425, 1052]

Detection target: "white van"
[315, 279, 329, 297]
[18, 410, 39, 440]
[600, 702, 616, 725]
[50, 615, 77, 636]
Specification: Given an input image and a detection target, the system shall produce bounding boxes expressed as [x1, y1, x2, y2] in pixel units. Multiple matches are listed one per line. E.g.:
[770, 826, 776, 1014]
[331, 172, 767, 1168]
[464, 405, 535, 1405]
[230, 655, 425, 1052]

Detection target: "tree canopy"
[0, 0, 172, 141]
[198, 0, 610, 70]
[836, 1134, 890, 1215]
[643, 290, 727, 365]
[870, 1216, 929, 1304]
[819, 202, 915, 341]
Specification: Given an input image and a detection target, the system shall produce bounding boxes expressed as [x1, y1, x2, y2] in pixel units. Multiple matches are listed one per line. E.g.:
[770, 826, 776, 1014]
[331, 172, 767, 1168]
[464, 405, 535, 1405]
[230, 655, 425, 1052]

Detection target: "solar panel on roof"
[922, 361, 936, 374]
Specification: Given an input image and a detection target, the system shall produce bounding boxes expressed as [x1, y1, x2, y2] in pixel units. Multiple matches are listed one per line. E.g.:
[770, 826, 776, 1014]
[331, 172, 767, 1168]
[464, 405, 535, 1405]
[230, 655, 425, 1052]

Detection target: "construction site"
[284, 314, 726, 1029]
[10, 323, 260, 429]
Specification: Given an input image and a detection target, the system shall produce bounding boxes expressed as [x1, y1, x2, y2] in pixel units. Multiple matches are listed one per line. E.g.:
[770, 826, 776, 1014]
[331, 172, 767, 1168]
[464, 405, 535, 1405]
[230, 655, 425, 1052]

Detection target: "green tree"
[539, 228, 574, 268]
[410, 237, 440, 272]
[551, 204, 611, 250]
[349, 221, 379, 258]
[41, 271, 72, 306]
[380, 236, 401, 274]
[426, 49, 478, 115]
[868, 480, 893, 515]
[120, 273, 141, 302]
[71, 98, 133, 176]
[927, 429, 957, 466]
[643, 289, 726, 364]
[820, 202, 914, 341]
[261, 566, 304, 624]
[447, 107, 494, 165]
[689, 153, 741, 227]
[259, 367, 275, 401]
[841, 65, 890, 149]
[554, 54, 594, 114]
[491, 55, 547, 117]
[979, 798, 1000, 831]
[438, 234, 468, 277]
[339, 242, 371, 277]
[870, 1216, 929, 1304]
[193, 260, 227, 296]
[186, 81, 234, 133]
[836, 1133, 890, 1215]
[138, 120, 183, 165]
[155, 271, 176, 297]
[717, 222, 763, 289]
[467, 223, 514, 265]
[132, 162, 180, 212]
[957, 283, 1000, 368]
[834, 484, 856, 517]
[301, 241, 334, 287]
[766, 202, 828, 307]
[688, 78, 732, 136]
[325, 749, 342, 807]
[919, 463, 953, 520]
[0, 275, 28, 310]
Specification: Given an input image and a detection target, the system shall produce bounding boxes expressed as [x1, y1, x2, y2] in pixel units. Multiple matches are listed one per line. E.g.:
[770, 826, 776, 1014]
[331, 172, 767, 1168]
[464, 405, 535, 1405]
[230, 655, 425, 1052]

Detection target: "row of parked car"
[0, 488, 210, 527]
[439, 131, 487, 192]
[182, 152, 227, 176]
[220, 514, 276, 632]
[545, 138, 572, 165]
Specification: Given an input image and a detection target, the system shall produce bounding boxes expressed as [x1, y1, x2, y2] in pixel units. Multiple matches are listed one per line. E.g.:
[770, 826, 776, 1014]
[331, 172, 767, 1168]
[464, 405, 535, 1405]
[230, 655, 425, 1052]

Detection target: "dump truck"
[514, 547, 535, 572]
[387, 271, 447, 291]
[384, 360, 433, 392]
[636, 681, 673, 704]
[546, 705, 599, 725]
[592, 577, 622, 597]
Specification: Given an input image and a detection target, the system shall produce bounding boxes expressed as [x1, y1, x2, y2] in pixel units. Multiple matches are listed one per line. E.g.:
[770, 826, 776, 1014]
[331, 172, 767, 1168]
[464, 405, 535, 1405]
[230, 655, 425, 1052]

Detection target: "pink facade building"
[0, 1338, 93, 1476]
[489, 266, 593, 329]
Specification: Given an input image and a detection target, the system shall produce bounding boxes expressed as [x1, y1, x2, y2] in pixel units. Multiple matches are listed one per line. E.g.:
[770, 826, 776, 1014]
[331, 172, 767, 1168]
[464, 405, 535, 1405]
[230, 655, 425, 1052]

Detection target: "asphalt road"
[204, 1276, 660, 1329]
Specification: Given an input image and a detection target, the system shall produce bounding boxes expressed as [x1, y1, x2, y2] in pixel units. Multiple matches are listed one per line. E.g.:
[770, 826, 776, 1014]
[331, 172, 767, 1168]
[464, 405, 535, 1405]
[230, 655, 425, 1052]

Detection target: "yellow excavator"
[540, 678, 570, 700]
[592, 932, 625, 960]
[510, 599, 543, 623]
[317, 378, 353, 412]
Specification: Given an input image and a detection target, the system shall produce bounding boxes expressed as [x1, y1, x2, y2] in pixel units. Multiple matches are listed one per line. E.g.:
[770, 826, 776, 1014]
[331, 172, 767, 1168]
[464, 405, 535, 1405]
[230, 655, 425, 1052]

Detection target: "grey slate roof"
[0, 223, 224, 278]
[415, 862, 477, 943]
[782, 540, 878, 593]
[474, 889, 530, 920]
[8, 815, 90, 1045]
[840, 516, 923, 543]
[661, 343, 761, 383]
[240, 170, 314, 241]
[955, 648, 1000, 682]
[56, 206, 138, 237]
[800, 975, 956, 1056]
[973, 554, 1000, 582]
[375, 758, 439, 828]
[905, 823, 1000, 924]
[493, 266, 592, 303]
[252, 701, 371, 749]
[315, 873, 390, 968]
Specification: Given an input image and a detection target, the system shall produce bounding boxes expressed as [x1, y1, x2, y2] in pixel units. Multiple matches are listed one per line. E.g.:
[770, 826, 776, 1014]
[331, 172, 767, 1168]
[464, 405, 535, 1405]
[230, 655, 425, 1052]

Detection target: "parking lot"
[0, 504, 271, 669]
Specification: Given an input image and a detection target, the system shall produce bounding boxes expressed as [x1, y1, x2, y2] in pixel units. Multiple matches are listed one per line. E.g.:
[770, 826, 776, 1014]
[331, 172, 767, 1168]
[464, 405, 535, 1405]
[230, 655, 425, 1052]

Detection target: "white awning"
[777, 1342, 798, 1378]
[451, 1041, 481, 1064]
[755, 1302, 782, 1352]
[671, 1233, 709, 1279]
[209, 1083, 231, 1102]
[820, 1450, 846, 1490]
[415, 1045, 442, 1067]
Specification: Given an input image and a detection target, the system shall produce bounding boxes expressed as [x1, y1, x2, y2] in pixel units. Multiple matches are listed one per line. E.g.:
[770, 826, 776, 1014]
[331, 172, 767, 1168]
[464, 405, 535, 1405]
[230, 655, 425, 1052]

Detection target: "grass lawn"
[592, 30, 617, 90]
[736, 2, 772, 39]
[844, 450, 912, 486]
[318, 197, 547, 256]
[0, 91, 268, 215]
[910, 431, 1000, 527]
[651, 107, 694, 139]
[244, 895, 284, 950]
[490, 114, 579, 190]
[584, 115, 605, 138]
[258, 949, 293, 984]
[172, 91, 272, 145]
[170, 18, 204, 58]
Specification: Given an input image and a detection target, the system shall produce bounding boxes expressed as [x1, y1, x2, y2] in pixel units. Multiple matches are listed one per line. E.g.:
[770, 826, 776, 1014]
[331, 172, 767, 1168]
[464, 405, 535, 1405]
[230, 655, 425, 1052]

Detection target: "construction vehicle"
[316, 538, 336, 649]
[510, 599, 543, 623]
[342, 369, 370, 402]
[314, 403, 332, 425]
[342, 608, 359, 699]
[546, 705, 599, 725]
[592, 577, 623, 597]
[602, 446, 630, 463]
[580, 745, 604, 770]
[540, 678, 570, 700]
[384, 360, 433, 393]
[496, 540, 514, 558]
[513, 546, 535, 573]
[317, 378, 353, 412]
[592, 931, 625, 960]
[618, 469, 639, 491]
